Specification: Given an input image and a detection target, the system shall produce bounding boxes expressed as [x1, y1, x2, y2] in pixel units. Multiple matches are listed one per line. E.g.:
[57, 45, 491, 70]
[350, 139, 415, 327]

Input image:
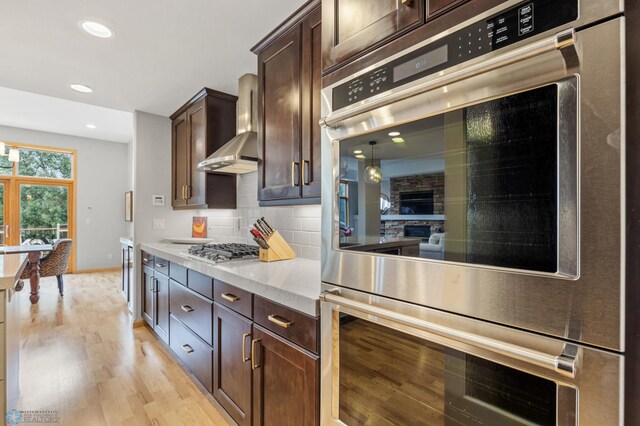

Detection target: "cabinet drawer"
[170, 315, 213, 392]
[170, 281, 213, 345]
[253, 296, 319, 354]
[214, 280, 252, 319]
[170, 262, 187, 286]
[141, 251, 154, 267]
[153, 256, 169, 275]
[188, 269, 213, 299]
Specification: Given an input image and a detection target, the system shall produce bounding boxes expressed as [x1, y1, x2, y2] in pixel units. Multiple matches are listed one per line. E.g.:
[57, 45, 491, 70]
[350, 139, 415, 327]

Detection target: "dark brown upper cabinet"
[252, 1, 322, 206]
[170, 88, 238, 210]
[321, 0, 425, 74]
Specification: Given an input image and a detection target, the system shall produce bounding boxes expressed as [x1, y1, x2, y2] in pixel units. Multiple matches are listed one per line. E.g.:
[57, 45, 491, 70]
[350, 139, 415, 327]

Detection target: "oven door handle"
[321, 291, 577, 378]
[320, 28, 576, 128]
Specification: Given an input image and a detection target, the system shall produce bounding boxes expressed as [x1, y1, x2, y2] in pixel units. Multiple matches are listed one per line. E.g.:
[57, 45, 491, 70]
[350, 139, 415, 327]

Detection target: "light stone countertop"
[120, 237, 134, 246]
[0, 253, 28, 291]
[139, 242, 321, 316]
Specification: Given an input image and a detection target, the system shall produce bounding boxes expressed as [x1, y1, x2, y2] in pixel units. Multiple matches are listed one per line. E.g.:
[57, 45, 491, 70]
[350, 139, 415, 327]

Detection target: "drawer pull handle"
[251, 339, 261, 370]
[242, 333, 251, 362]
[268, 314, 293, 329]
[181, 305, 194, 313]
[221, 293, 239, 302]
[142, 257, 150, 262]
[155, 263, 167, 268]
[181, 344, 194, 354]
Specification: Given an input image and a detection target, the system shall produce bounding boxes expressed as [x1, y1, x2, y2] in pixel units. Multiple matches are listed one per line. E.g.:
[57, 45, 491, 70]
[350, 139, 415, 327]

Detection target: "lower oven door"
[320, 286, 623, 425]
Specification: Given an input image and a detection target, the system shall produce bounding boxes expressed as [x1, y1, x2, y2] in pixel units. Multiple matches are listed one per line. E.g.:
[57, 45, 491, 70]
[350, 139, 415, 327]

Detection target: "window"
[0, 142, 76, 271]
[17, 148, 73, 179]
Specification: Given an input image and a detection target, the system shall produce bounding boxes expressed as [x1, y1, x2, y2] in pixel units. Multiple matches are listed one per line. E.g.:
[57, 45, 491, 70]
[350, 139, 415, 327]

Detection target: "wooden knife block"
[259, 231, 296, 262]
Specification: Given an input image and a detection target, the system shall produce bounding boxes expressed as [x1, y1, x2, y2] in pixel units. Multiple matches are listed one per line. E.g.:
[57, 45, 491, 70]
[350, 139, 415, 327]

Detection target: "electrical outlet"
[152, 218, 166, 230]
[107, 253, 113, 260]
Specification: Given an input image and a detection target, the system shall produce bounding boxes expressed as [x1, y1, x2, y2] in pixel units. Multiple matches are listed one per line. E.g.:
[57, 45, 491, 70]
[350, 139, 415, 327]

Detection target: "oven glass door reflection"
[338, 315, 558, 425]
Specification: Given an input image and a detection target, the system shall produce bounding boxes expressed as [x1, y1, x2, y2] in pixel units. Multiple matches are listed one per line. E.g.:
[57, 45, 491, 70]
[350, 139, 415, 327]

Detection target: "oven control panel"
[332, 0, 577, 111]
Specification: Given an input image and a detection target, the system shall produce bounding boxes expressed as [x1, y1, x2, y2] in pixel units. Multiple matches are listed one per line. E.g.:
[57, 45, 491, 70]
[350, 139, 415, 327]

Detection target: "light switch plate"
[152, 218, 166, 230]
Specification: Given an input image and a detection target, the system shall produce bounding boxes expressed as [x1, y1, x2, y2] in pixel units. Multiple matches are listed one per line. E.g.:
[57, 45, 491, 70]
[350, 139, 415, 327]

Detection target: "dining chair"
[21, 239, 73, 296]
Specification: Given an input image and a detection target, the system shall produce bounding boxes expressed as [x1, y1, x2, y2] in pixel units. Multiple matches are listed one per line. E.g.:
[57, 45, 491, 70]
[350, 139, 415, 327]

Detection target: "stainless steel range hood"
[197, 74, 258, 174]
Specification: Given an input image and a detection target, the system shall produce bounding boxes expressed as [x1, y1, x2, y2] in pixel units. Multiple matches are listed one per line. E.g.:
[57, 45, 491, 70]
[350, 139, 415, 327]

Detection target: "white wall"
[0, 125, 128, 270]
[131, 111, 195, 244]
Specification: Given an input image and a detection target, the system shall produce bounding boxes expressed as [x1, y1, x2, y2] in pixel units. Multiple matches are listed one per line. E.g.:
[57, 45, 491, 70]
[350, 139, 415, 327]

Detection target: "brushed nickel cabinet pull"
[186, 185, 191, 200]
[242, 333, 251, 362]
[181, 305, 194, 313]
[142, 257, 150, 262]
[221, 293, 239, 302]
[302, 160, 310, 185]
[155, 263, 166, 268]
[268, 314, 293, 329]
[181, 344, 194, 354]
[292, 161, 300, 187]
[251, 339, 261, 370]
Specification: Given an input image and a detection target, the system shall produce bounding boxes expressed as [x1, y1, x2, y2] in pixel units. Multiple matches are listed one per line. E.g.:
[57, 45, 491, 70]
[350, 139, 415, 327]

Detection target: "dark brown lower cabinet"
[252, 325, 319, 426]
[214, 303, 253, 426]
[142, 266, 154, 327]
[170, 315, 213, 392]
[154, 272, 170, 344]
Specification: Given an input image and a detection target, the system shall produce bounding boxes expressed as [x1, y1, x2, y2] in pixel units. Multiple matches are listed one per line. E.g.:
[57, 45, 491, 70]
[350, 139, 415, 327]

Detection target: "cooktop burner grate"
[186, 243, 260, 263]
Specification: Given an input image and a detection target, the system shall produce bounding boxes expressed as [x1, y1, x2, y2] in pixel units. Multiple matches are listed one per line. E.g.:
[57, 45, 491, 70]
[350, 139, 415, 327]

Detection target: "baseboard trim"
[74, 267, 120, 274]
[132, 319, 146, 329]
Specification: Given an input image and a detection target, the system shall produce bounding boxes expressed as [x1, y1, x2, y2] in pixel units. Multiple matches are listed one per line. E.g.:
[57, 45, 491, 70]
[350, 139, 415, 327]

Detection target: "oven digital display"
[393, 45, 449, 83]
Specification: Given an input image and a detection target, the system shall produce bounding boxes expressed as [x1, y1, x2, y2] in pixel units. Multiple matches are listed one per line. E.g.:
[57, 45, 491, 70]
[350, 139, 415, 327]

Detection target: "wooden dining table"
[0, 244, 53, 304]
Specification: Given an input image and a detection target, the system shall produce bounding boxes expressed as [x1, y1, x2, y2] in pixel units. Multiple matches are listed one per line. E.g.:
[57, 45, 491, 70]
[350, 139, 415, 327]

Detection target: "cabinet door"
[172, 111, 189, 208]
[127, 247, 134, 309]
[154, 273, 170, 344]
[142, 266, 154, 327]
[187, 99, 207, 208]
[252, 325, 319, 426]
[121, 244, 127, 295]
[258, 26, 302, 202]
[321, 0, 424, 73]
[213, 303, 253, 426]
[301, 7, 322, 200]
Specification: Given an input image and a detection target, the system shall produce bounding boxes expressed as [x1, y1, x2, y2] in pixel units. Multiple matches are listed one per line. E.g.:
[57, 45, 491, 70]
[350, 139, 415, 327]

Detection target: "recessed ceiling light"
[81, 21, 113, 38]
[70, 84, 93, 93]
[354, 150, 362, 154]
[388, 131, 401, 137]
[392, 137, 405, 144]
[355, 154, 366, 159]
[86, 124, 96, 129]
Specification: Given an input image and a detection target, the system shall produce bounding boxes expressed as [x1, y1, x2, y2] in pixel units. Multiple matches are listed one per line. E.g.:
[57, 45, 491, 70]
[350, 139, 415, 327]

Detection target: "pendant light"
[364, 141, 382, 184]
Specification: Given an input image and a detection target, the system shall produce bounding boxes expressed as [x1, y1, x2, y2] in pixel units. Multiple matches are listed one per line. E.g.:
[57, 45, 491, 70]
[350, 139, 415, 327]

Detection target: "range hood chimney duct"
[197, 73, 258, 174]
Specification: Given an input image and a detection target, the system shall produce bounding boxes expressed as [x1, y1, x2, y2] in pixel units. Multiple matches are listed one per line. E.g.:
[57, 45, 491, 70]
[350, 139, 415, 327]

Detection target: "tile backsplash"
[197, 172, 322, 261]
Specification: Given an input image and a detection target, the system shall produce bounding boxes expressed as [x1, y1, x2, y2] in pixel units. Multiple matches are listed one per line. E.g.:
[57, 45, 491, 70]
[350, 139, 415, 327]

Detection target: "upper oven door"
[320, 0, 624, 351]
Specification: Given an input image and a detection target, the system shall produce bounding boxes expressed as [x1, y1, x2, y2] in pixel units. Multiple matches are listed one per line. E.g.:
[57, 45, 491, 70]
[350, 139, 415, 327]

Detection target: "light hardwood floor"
[16, 272, 234, 426]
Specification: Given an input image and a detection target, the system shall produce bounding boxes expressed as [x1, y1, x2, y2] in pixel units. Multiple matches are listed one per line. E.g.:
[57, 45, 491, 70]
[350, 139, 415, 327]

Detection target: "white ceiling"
[0, 87, 133, 143]
[0, 0, 306, 142]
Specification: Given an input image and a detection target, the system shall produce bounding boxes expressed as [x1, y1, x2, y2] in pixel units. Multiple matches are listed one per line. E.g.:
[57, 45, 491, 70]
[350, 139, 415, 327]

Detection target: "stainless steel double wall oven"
[320, 0, 630, 424]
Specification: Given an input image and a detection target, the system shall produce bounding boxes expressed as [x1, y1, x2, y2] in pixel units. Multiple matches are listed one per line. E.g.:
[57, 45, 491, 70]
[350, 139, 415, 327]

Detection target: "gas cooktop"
[186, 243, 260, 264]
